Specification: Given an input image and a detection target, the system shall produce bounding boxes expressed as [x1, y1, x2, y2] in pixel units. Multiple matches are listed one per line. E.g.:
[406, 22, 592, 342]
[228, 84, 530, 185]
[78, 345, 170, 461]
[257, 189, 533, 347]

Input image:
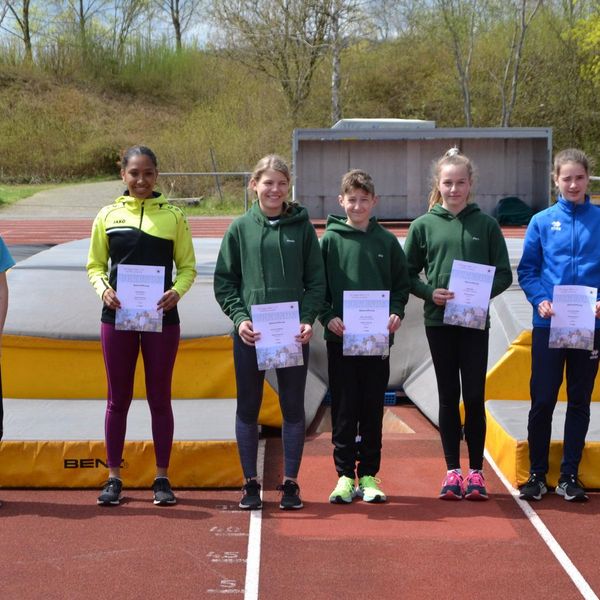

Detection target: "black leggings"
[233, 334, 308, 479]
[425, 326, 489, 471]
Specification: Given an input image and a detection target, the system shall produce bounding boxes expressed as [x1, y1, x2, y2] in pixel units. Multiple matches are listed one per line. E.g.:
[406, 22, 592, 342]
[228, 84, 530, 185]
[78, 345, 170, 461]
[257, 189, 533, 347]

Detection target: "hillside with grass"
[3, 0, 600, 198]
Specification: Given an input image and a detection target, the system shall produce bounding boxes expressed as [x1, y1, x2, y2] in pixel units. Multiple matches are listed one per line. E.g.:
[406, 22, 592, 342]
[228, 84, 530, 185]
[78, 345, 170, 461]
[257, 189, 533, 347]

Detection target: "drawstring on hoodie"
[258, 224, 267, 298]
[277, 226, 286, 279]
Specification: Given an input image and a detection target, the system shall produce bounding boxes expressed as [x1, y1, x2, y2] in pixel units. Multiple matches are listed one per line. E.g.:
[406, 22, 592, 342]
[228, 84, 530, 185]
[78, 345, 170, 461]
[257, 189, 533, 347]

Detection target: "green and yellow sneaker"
[356, 475, 387, 503]
[329, 475, 356, 504]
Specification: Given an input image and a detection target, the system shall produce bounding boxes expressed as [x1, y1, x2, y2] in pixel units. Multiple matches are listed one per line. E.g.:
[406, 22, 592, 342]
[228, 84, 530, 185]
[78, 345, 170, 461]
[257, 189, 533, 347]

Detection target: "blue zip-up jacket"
[517, 195, 600, 328]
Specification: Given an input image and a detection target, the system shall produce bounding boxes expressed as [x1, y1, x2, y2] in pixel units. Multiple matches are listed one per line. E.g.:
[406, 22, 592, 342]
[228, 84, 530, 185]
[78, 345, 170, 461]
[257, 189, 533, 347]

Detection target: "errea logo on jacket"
[551, 220, 562, 231]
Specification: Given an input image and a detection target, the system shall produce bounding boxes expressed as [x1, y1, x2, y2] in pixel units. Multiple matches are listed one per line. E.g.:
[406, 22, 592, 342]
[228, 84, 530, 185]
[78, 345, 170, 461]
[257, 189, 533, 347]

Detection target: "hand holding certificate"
[115, 264, 165, 332]
[549, 285, 597, 350]
[443, 260, 495, 330]
[343, 290, 390, 356]
[251, 301, 304, 371]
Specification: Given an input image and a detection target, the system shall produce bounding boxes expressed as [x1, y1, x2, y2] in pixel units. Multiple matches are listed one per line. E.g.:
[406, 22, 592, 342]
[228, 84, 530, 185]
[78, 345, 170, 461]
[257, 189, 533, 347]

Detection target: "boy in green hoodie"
[320, 169, 410, 504]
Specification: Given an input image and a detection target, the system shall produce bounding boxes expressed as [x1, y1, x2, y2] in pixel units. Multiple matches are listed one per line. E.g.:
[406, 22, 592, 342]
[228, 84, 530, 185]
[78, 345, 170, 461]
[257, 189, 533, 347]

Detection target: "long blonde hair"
[249, 154, 296, 214]
[428, 147, 475, 210]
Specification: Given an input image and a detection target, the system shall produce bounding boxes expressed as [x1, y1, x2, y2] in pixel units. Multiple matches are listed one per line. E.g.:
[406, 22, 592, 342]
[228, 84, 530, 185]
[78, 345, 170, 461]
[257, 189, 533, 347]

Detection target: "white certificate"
[342, 290, 389, 356]
[549, 285, 597, 350]
[251, 301, 303, 371]
[443, 260, 495, 330]
[115, 264, 165, 332]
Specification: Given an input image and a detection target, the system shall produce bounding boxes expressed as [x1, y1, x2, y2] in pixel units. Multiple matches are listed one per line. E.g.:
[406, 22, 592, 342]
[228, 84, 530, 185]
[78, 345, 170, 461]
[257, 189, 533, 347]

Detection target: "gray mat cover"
[486, 399, 600, 442]
[5, 237, 531, 427]
[3, 398, 236, 441]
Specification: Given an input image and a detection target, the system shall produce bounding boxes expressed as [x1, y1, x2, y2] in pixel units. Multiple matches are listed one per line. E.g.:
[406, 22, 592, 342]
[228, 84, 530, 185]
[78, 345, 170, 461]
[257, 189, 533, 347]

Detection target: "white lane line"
[485, 449, 599, 600]
[244, 439, 265, 600]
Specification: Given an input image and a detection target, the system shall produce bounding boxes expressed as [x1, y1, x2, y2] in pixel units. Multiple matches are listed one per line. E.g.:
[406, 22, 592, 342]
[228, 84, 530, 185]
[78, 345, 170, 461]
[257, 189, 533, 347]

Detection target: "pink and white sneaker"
[464, 470, 489, 501]
[439, 470, 464, 500]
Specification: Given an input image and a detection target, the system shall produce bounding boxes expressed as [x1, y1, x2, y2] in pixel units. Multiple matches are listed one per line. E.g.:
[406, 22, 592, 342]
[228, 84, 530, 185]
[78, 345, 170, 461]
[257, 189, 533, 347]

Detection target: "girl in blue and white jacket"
[517, 148, 600, 503]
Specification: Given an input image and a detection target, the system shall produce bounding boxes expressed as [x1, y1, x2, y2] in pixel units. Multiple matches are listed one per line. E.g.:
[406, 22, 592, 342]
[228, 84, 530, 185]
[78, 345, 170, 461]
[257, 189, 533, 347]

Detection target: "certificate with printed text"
[115, 264, 165, 332]
[251, 301, 303, 371]
[549, 285, 597, 350]
[342, 290, 389, 356]
[443, 260, 495, 330]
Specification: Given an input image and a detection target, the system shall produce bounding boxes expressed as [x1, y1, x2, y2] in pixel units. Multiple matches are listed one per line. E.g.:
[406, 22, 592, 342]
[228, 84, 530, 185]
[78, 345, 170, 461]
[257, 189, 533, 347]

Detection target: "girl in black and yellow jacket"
[87, 145, 196, 507]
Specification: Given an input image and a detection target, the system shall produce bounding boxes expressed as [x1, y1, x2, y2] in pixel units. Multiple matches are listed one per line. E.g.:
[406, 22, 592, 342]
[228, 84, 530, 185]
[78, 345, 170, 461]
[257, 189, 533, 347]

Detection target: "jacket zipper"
[139, 200, 145, 230]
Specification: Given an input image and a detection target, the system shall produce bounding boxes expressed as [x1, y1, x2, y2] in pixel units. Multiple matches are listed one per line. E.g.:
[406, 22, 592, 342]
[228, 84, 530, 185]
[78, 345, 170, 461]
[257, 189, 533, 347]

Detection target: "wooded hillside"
[1, 1, 599, 189]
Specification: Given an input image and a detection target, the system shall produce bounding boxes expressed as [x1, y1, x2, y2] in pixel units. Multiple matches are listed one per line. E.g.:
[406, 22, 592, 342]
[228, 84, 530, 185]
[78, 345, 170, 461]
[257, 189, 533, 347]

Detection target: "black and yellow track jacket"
[86, 191, 196, 325]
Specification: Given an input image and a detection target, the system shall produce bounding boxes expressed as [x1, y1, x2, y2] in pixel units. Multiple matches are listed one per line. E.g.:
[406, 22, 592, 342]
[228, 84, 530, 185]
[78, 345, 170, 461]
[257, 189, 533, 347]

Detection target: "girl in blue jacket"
[518, 148, 600, 502]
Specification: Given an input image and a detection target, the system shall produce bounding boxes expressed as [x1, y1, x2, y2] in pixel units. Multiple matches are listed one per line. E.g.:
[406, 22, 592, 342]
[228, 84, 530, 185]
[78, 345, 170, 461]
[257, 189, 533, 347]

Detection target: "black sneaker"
[518, 474, 547, 501]
[239, 479, 262, 510]
[277, 479, 303, 510]
[555, 474, 588, 502]
[153, 477, 177, 505]
[97, 477, 123, 505]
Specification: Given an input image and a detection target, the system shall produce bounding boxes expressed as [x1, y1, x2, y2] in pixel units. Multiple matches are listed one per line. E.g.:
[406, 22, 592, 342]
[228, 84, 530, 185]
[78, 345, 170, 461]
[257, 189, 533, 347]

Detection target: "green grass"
[0, 178, 116, 206]
[0, 183, 57, 205]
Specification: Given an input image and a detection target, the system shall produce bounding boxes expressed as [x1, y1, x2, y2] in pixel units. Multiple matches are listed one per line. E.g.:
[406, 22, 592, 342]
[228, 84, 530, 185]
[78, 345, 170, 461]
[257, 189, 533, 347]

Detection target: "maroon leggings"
[101, 323, 180, 469]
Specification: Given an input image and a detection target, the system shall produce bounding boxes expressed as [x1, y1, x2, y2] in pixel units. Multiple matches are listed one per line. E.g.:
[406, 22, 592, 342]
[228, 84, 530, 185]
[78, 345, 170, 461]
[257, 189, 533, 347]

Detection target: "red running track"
[0, 218, 527, 245]
[4, 217, 588, 598]
[1, 406, 598, 599]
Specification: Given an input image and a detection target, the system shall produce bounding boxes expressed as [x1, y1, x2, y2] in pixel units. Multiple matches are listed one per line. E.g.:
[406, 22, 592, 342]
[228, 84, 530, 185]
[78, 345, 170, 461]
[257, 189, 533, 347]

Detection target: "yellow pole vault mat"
[2, 334, 283, 428]
[0, 398, 244, 488]
[485, 400, 600, 489]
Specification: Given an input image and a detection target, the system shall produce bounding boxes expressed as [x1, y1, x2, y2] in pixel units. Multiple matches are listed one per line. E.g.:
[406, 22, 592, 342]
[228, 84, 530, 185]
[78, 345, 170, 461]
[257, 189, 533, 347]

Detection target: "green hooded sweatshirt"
[214, 201, 325, 331]
[404, 203, 512, 327]
[319, 215, 410, 344]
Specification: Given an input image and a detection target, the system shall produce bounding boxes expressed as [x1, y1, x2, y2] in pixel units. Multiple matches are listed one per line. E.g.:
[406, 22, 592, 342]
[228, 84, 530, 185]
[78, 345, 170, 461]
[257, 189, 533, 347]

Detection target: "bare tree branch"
[210, 0, 334, 122]
[3, 0, 34, 62]
[153, 0, 204, 50]
[500, 0, 542, 126]
[436, 0, 479, 127]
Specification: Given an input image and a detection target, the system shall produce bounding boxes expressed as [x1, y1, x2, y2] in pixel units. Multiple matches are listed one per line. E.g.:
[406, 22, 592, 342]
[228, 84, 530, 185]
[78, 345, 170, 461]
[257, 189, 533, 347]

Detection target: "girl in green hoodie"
[404, 148, 512, 501]
[214, 155, 325, 511]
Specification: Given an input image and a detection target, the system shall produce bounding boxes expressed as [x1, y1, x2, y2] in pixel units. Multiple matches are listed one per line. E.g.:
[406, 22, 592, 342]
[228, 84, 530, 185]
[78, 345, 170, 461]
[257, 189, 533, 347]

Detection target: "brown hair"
[554, 148, 591, 177]
[428, 147, 475, 210]
[340, 169, 375, 196]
